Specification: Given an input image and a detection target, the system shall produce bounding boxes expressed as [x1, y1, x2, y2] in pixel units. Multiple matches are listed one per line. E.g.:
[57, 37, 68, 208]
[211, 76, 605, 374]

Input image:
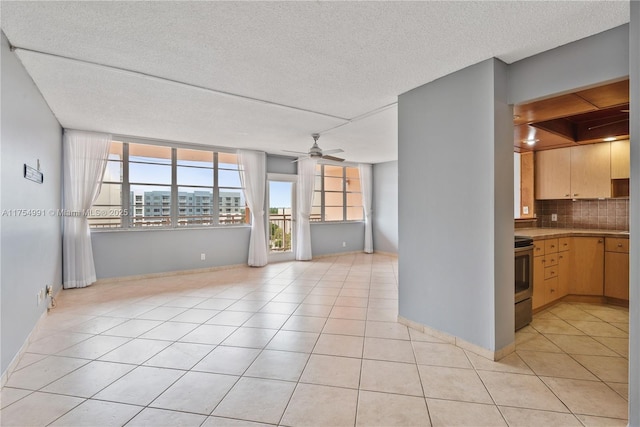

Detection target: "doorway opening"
[268, 175, 296, 262]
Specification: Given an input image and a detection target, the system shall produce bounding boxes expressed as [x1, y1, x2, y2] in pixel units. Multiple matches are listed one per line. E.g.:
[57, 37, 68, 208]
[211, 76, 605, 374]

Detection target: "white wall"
[1, 32, 63, 375]
[398, 58, 514, 351]
[373, 160, 398, 254]
[92, 227, 251, 279]
[311, 222, 364, 256]
[508, 25, 629, 105]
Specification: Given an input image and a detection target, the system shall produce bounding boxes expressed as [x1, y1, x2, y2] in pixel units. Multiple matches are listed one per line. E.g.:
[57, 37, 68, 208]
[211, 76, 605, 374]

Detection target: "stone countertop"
[515, 228, 630, 239]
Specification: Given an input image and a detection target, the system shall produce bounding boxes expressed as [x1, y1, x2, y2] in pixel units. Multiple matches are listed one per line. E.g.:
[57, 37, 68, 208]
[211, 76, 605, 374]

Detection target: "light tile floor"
[0, 254, 629, 426]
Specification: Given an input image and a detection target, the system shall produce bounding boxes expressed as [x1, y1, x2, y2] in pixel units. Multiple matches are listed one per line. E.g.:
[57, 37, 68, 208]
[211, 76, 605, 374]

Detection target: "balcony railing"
[269, 212, 292, 252]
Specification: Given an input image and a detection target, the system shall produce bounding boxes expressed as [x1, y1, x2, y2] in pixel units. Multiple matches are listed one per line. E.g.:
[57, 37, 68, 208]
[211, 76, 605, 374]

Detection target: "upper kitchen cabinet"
[611, 139, 630, 179]
[535, 148, 571, 199]
[536, 143, 612, 199]
[570, 143, 611, 199]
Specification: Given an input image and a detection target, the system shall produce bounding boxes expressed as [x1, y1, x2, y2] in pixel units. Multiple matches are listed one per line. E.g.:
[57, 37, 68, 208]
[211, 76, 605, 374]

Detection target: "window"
[130, 143, 172, 227]
[312, 164, 363, 222]
[88, 142, 123, 228]
[90, 140, 246, 229]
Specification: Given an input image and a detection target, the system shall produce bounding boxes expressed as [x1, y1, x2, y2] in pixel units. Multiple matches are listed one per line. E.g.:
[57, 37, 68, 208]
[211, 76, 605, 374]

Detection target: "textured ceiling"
[0, 1, 630, 163]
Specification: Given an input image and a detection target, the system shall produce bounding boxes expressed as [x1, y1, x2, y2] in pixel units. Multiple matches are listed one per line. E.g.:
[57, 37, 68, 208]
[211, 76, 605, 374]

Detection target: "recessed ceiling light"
[604, 137, 616, 142]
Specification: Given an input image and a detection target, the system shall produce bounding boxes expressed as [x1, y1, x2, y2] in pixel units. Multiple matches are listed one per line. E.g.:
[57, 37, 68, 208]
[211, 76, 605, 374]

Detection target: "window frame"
[90, 138, 247, 231]
[313, 163, 364, 223]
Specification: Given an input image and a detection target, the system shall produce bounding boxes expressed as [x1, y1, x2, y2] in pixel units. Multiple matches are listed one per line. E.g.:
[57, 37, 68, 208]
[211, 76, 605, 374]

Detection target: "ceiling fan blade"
[290, 154, 311, 163]
[322, 148, 344, 155]
[282, 149, 308, 155]
[322, 155, 345, 162]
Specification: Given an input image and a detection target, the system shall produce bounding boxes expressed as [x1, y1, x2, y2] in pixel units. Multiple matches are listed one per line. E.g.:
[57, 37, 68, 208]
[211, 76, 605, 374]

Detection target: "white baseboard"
[94, 263, 246, 284]
[398, 315, 515, 361]
[1, 309, 49, 387]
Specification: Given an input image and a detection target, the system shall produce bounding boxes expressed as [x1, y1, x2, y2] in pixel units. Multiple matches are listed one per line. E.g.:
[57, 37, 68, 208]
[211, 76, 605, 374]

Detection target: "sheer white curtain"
[359, 163, 373, 253]
[296, 158, 317, 260]
[63, 129, 112, 288]
[237, 150, 268, 267]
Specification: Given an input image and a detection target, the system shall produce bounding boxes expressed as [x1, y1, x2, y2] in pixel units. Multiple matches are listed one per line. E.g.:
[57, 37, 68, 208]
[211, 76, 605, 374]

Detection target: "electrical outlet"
[342, 241, 346, 248]
[523, 206, 529, 215]
[36, 289, 45, 306]
[200, 253, 206, 261]
[551, 213, 558, 221]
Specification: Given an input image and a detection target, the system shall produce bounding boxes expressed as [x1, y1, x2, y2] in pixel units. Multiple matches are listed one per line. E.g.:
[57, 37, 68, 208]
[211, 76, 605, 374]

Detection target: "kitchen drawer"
[533, 240, 545, 257]
[544, 266, 559, 280]
[545, 276, 560, 305]
[545, 253, 559, 267]
[605, 238, 629, 253]
[558, 237, 571, 252]
[544, 239, 559, 254]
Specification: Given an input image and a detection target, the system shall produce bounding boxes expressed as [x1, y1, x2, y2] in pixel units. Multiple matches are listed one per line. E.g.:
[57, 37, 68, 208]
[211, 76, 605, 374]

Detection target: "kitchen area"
[505, 78, 631, 417]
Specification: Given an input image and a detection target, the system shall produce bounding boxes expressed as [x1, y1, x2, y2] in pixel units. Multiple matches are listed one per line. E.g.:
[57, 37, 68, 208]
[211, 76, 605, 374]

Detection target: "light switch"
[523, 206, 529, 215]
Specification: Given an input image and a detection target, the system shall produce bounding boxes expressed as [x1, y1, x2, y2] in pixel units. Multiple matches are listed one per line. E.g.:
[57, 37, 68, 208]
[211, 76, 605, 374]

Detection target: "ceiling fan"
[284, 133, 345, 163]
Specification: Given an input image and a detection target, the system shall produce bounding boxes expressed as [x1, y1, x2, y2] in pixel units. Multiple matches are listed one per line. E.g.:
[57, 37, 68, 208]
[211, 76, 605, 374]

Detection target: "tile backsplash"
[535, 199, 629, 231]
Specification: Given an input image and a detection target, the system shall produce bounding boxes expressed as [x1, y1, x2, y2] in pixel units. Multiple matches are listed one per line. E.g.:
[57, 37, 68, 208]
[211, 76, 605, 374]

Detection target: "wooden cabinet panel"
[520, 152, 535, 218]
[535, 148, 571, 200]
[611, 139, 630, 179]
[544, 239, 559, 254]
[570, 237, 604, 295]
[533, 240, 545, 257]
[604, 252, 629, 300]
[557, 252, 570, 297]
[544, 266, 559, 280]
[533, 256, 546, 310]
[544, 276, 560, 305]
[570, 144, 611, 199]
[558, 237, 571, 252]
[605, 237, 629, 253]
[546, 253, 559, 267]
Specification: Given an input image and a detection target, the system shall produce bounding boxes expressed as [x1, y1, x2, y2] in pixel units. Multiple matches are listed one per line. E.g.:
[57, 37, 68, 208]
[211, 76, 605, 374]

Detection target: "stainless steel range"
[515, 236, 533, 330]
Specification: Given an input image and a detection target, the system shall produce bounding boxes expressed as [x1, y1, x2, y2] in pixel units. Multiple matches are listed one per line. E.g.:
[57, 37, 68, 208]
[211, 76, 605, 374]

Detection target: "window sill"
[91, 224, 251, 233]
[310, 221, 365, 225]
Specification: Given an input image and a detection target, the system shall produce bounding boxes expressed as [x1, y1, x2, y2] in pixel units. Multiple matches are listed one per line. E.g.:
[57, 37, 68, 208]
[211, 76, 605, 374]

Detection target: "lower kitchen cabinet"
[532, 237, 567, 309]
[532, 255, 546, 309]
[570, 237, 604, 296]
[544, 276, 560, 305]
[557, 250, 570, 297]
[604, 238, 629, 300]
[530, 234, 628, 309]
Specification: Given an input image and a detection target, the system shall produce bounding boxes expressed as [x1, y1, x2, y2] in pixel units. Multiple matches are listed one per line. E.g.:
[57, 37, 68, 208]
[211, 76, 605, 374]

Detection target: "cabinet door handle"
[618, 243, 623, 247]
[565, 194, 570, 197]
[551, 289, 555, 293]
[573, 193, 578, 197]
[542, 259, 546, 263]
[598, 239, 603, 243]
[559, 255, 564, 259]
